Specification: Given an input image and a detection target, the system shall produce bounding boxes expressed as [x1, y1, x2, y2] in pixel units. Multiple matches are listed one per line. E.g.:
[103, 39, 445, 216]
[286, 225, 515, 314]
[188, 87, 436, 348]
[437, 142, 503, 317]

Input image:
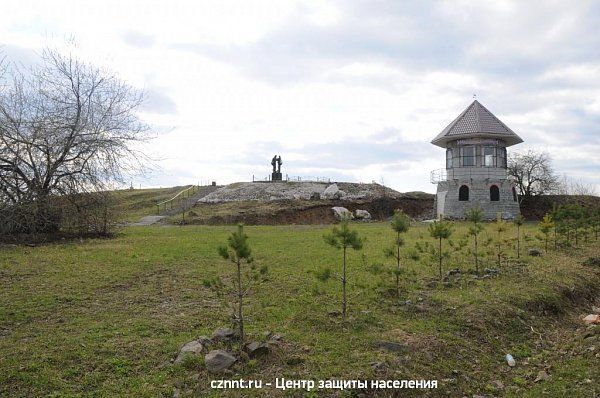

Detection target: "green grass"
[110, 186, 191, 222]
[0, 222, 598, 397]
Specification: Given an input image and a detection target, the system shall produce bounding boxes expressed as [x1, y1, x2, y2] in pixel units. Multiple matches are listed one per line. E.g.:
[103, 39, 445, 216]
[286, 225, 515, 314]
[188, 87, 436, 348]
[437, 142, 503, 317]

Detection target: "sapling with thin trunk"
[217, 224, 254, 351]
[539, 214, 554, 254]
[465, 206, 484, 274]
[428, 217, 453, 280]
[324, 217, 364, 320]
[493, 214, 507, 267]
[384, 209, 410, 297]
[513, 214, 525, 259]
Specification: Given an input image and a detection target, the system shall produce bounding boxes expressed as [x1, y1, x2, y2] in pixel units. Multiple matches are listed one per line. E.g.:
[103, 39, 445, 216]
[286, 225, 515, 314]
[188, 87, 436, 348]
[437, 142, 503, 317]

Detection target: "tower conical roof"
[431, 100, 523, 147]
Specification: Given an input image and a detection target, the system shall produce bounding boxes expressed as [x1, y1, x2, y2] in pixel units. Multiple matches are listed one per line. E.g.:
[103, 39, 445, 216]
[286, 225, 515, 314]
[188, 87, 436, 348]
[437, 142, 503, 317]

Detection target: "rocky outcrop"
[332, 207, 353, 220]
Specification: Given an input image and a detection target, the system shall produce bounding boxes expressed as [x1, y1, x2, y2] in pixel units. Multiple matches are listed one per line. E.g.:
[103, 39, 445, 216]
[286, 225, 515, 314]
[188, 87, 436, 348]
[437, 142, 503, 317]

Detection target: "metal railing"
[252, 175, 331, 183]
[156, 185, 200, 215]
[431, 167, 509, 184]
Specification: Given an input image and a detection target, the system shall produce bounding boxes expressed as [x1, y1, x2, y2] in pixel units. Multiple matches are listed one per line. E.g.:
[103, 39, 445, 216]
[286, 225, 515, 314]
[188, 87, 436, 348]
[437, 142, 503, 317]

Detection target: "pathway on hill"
[127, 185, 220, 226]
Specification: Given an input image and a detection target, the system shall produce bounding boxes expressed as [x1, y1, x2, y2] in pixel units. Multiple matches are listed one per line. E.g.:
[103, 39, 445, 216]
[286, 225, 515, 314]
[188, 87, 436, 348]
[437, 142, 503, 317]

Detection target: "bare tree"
[0, 49, 147, 233]
[555, 174, 598, 196]
[508, 149, 559, 197]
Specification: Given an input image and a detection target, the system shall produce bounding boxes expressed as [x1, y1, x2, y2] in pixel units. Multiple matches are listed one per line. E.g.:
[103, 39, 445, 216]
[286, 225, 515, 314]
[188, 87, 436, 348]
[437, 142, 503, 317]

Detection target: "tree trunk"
[236, 258, 244, 349]
[396, 232, 400, 297]
[342, 246, 347, 320]
[516, 225, 520, 259]
[438, 237, 442, 280]
[474, 234, 479, 274]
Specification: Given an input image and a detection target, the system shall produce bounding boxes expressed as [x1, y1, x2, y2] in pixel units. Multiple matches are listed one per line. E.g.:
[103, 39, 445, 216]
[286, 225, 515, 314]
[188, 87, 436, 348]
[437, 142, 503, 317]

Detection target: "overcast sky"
[1, 0, 599, 193]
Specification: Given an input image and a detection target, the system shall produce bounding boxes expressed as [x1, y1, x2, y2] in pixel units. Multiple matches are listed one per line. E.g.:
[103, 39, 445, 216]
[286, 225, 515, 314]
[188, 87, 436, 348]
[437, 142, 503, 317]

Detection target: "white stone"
[322, 184, 340, 199]
[354, 209, 372, 219]
[332, 207, 353, 220]
[174, 340, 204, 364]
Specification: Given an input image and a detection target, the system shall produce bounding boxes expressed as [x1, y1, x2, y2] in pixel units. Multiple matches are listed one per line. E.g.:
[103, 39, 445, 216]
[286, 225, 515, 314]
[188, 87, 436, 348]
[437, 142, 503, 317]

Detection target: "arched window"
[512, 187, 518, 202]
[490, 185, 500, 201]
[459, 185, 469, 201]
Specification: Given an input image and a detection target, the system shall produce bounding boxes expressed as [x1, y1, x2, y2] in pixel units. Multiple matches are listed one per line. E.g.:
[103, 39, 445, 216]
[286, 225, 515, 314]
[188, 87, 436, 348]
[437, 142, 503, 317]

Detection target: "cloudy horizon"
[1, 0, 599, 193]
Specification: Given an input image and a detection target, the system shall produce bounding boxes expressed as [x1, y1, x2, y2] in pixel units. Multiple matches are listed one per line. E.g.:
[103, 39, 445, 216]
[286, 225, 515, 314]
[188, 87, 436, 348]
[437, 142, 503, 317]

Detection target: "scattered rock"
[212, 328, 236, 341]
[323, 184, 340, 199]
[491, 380, 505, 389]
[583, 314, 600, 325]
[534, 370, 550, 382]
[447, 268, 461, 276]
[245, 341, 270, 358]
[374, 341, 410, 353]
[268, 334, 283, 345]
[328, 310, 342, 317]
[309, 192, 321, 200]
[174, 340, 204, 364]
[354, 209, 372, 220]
[592, 306, 600, 315]
[204, 350, 237, 373]
[505, 354, 516, 367]
[286, 356, 305, 366]
[331, 206, 353, 220]
[370, 361, 387, 372]
[197, 336, 212, 346]
[528, 249, 542, 257]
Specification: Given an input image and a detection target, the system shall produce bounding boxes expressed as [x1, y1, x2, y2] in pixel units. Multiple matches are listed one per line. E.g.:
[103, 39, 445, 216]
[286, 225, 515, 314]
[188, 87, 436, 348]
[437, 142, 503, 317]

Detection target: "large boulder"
[354, 209, 371, 220]
[332, 207, 354, 221]
[323, 184, 346, 199]
[205, 350, 237, 373]
[174, 340, 205, 364]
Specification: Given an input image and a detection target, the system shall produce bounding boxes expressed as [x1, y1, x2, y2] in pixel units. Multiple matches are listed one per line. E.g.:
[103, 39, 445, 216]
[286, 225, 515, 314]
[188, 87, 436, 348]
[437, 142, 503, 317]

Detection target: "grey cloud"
[239, 129, 437, 173]
[141, 87, 178, 114]
[121, 31, 156, 49]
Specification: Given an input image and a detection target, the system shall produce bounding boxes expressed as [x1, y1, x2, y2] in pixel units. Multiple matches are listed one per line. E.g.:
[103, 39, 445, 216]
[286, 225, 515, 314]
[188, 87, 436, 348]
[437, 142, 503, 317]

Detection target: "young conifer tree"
[465, 206, 484, 275]
[428, 217, 453, 280]
[539, 214, 555, 254]
[324, 217, 364, 320]
[513, 214, 525, 258]
[384, 209, 411, 297]
[493, 213, 508, 267]
[217, 224, 254, 348]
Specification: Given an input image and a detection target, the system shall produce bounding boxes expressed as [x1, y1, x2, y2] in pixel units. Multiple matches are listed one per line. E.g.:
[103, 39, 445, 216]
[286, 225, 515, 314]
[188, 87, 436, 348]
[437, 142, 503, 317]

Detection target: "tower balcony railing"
[430, 169, 447, 184]
[430, 167, 509, 184]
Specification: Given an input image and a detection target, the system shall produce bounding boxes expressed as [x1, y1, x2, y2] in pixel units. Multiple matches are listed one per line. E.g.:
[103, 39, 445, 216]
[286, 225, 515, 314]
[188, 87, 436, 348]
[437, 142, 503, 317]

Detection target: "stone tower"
[431, 100, 523, 220]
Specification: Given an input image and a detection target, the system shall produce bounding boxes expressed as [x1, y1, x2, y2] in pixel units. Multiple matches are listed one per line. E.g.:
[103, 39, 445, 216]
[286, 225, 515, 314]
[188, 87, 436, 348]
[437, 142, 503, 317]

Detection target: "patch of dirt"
[188, 196, 434, 225]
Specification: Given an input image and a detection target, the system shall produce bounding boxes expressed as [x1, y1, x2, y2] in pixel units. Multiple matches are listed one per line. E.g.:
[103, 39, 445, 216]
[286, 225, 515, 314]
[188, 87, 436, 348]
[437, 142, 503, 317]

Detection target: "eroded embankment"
[186, 196, 435, 225]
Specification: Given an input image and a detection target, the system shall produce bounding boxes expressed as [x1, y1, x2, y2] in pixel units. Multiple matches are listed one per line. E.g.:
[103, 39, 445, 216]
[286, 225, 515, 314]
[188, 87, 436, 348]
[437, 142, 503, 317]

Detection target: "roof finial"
[473, 93, 477, 99]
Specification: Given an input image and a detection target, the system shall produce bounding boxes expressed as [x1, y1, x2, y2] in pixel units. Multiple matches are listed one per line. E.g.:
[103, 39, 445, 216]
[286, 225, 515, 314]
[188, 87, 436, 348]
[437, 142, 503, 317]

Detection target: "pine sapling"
[539, 213, 554, 254]
[465, 206, 484, 274]
[513, 214, 525, 259]
[428, 217, 453, 280]
[384, 209, 410, 297]
[493, 213, 507, 267]
[324, 217, 364, 320]
[217, 224, 254, 351]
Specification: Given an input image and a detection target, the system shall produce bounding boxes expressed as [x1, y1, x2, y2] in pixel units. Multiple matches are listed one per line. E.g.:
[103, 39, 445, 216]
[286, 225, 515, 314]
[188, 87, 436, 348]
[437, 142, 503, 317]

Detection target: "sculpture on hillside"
[271, 155, 283, 181]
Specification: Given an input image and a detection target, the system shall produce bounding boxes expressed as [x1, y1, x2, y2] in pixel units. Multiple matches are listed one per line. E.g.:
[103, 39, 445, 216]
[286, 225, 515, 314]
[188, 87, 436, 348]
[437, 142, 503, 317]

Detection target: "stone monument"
[271, 155, 283, 181]
[430, 100, 523, 219]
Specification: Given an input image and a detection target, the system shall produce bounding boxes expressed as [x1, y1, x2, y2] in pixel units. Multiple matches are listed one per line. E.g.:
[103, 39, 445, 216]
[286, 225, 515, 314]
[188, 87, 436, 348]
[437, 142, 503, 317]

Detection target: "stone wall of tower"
[435, 179, 520, 220]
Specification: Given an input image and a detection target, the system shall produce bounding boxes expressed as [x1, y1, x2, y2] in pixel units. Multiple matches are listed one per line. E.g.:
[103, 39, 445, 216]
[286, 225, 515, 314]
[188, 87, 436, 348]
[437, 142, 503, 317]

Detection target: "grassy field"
[111, 186, 191, 222]
[0, 221, 598, 397]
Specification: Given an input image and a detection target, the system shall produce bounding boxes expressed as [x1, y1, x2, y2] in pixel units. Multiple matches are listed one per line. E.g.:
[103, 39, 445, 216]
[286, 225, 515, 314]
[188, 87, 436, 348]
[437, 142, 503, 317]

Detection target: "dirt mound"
[188, 196, 434, 225]
[197, 181, 405, 203]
